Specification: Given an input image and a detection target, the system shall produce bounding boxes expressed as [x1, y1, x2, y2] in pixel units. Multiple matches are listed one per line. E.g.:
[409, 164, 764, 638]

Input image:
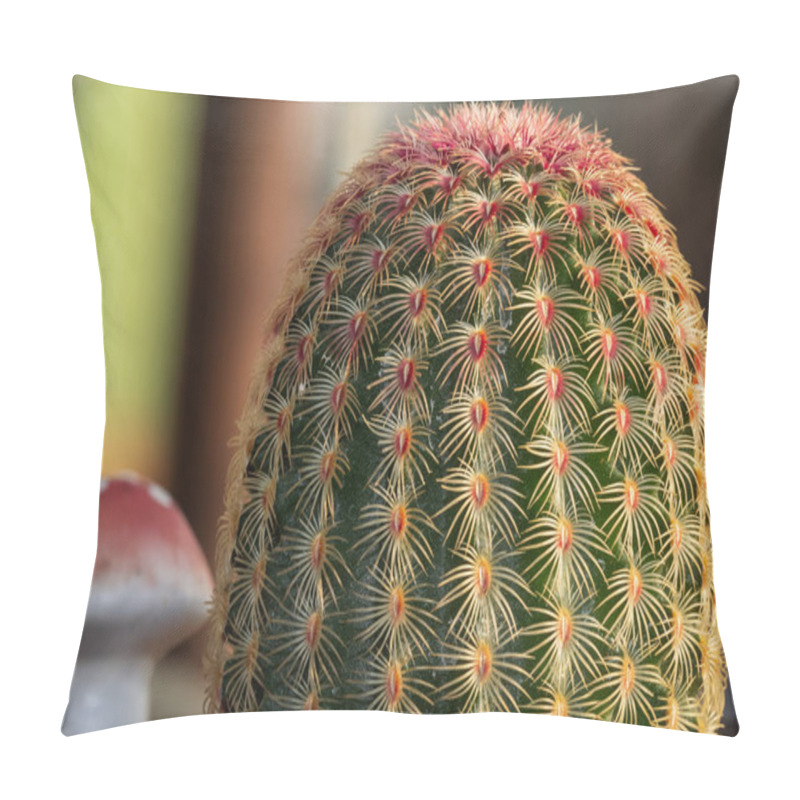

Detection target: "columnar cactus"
[206, 103, 730, 732]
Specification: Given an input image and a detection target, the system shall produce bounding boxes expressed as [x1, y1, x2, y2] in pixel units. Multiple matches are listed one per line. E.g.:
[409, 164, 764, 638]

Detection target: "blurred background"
[73, 75, 736, 721]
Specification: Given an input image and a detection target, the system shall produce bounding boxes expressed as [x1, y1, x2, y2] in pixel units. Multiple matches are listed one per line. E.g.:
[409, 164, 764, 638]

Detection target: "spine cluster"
[206, 103, 728, 732]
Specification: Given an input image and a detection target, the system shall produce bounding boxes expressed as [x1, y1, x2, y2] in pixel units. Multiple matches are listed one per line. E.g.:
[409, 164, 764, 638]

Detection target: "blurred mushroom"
[62, 472, 214, 735]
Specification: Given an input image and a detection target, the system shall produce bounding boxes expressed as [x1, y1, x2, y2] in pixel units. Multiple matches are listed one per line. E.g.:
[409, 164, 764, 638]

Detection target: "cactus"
[206, 102, 730, 732]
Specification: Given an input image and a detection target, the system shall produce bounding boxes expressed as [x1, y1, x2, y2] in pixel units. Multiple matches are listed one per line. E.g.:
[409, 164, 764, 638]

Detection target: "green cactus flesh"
[207, 103, 728, 732]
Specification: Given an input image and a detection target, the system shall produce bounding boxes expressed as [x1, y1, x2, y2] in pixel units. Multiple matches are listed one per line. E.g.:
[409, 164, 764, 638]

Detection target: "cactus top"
[206, 102, 727, 733]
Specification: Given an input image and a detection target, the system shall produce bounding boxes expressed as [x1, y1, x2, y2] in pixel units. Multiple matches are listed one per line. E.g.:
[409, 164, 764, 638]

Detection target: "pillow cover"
[65, 74, 739, 736]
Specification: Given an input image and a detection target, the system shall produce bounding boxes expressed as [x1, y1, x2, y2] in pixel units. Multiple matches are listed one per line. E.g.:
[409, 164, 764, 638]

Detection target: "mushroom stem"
[62, 656, 154, 735]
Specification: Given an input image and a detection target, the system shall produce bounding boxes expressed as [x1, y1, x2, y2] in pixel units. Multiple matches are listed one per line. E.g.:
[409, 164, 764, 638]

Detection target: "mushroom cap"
[79, 472, 214, 659]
